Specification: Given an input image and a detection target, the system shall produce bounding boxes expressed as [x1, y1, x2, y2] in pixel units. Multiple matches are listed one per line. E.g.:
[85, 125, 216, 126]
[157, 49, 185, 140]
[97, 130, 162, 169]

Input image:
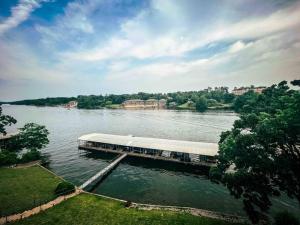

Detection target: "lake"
[2, 105, 300, 217]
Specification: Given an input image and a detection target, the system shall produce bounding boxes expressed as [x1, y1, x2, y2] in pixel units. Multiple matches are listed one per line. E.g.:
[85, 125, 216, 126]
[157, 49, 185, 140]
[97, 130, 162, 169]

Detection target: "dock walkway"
[80, 153, 127, 190]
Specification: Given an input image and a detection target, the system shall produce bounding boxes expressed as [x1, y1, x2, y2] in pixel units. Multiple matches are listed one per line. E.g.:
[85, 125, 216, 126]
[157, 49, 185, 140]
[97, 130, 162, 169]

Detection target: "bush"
[124, 201, 132, 208]
[20, 149, 41, 163]
[0, 150, 18, 166]
[55, 181, 75, 196]
[274, 211, 299, 225]
[195, 96, 208, 112]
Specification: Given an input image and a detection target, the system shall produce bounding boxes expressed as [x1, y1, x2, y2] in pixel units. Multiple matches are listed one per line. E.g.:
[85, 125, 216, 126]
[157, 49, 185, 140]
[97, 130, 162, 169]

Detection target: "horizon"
[1, 0, 300, 101]
[0, 81, 289, 102]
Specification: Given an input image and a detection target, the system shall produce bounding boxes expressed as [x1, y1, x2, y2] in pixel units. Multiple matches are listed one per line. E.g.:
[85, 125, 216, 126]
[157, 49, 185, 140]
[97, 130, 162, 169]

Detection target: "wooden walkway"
[80, 153, 127, 190]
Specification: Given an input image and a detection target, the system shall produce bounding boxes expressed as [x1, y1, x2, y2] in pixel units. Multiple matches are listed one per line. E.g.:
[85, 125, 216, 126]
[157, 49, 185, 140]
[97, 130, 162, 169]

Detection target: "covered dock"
[78, 133, 218, 166]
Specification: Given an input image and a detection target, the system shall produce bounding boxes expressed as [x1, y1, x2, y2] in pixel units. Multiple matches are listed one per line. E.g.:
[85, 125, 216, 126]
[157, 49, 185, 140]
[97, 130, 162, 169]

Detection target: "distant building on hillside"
[232, 86, 266, 95]
[122, 99, 166, 109]
[64, 101, 78, 109]
[122, 99, 145, 109]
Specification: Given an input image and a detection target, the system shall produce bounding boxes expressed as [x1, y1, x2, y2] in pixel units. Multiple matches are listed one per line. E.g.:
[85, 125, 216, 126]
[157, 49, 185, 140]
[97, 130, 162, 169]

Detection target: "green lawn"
[13, 193, 243, 225]
[105, 104, 121, 109]
[0, 165, 62, 216]
[177, 102, 195, 110]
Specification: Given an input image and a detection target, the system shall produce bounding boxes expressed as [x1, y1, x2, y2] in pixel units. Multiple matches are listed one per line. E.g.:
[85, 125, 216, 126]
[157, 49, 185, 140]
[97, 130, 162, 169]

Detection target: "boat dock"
[80, 153, 127, 191]
[78, 133, 218, 167]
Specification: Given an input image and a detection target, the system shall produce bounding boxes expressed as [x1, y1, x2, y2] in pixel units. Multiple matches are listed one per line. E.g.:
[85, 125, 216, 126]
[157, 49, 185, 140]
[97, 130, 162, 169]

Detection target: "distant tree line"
[5, 87, 236, 112]
[7, 82, 299, 113]
[7, 97, 77, 107]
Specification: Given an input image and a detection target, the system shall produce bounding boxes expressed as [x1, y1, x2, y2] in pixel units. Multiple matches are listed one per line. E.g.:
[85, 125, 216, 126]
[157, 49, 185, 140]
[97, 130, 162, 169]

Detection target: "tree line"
[5, 87, 236, 112]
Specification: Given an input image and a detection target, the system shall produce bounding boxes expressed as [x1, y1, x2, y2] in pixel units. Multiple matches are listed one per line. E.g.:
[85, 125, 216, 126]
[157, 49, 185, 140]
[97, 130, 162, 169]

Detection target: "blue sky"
[0, 0, 300, 100]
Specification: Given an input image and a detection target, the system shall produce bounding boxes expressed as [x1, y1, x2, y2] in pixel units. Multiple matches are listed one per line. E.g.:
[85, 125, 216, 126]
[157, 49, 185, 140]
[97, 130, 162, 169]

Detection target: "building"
[122, 99, 166, 109]
[0, 132, 18, 149]
[158, 99, 167, 108]
[232, 86, 266, 95]
[122, 99, 145, 109]
[78, 133, 218, 166]
[145, 99, 158, 109]
[64, 101, 78, 109]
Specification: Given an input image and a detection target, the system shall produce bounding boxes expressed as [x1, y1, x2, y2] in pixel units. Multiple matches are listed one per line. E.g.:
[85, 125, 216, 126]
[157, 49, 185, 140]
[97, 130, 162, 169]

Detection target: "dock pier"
[78, 133, 218, 167]
[80, 153, 127, 191]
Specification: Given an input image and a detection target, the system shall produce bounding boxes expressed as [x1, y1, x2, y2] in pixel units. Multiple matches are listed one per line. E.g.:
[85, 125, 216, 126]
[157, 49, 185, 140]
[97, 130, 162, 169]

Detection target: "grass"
[177, 102, 195, 110]
[105, 104, 121, 109]
[13, 193, 243, 225]
[0, 165, 62, 216]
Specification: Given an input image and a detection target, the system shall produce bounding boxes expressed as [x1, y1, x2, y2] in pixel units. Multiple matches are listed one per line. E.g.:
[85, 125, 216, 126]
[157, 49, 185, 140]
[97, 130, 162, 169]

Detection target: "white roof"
[78, 133, 218, 156]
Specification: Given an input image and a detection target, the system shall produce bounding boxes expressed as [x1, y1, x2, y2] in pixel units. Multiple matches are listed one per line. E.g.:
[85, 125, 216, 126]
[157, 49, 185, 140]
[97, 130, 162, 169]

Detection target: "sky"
[0, 0, 300, 101]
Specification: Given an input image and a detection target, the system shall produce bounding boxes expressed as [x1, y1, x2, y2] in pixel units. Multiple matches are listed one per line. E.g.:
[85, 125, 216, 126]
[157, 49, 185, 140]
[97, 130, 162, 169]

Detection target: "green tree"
[195, 96, 208, 112]
[210, 81, 300, 223]
[291, 79, 300, 87]
[0, 106, 17, 135]
[233, 90, 258, 113]
[18, 123, 49, 151]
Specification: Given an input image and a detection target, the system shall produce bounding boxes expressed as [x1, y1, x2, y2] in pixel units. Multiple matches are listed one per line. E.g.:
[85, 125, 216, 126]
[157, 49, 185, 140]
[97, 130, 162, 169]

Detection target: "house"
[64, 101, 78, 108]
[232, 86, 266, 95]
[122, 99, 166, 109]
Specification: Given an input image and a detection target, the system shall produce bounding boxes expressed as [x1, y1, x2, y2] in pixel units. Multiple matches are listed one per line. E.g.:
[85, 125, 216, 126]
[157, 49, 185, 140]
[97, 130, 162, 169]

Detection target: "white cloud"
[102, 32, 300, 93]
[62, 1, 300, 62]
[1, 0, 300, 100]
[0, 0, 49, 35]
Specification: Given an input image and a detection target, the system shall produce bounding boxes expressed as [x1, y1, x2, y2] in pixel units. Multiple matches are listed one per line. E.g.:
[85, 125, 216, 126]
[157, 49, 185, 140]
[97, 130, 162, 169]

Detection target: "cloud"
[228, 41, 252, 53]
[0, 0, 49, 35]
[1, 0, 300, 100]
[62, 0, 300, 62]
[102, 31, 300, 92]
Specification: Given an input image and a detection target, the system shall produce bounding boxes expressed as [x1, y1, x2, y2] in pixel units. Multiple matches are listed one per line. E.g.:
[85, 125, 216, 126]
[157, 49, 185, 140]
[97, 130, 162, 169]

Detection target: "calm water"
[3, 105, 300, 217]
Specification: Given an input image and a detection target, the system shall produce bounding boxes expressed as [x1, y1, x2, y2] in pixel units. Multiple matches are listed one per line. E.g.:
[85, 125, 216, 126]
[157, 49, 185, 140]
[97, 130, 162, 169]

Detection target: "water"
[2, 105, 300, 217]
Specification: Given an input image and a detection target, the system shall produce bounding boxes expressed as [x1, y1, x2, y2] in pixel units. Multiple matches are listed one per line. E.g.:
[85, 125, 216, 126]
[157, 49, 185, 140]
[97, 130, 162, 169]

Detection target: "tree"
[233, 91, 258, 113]
[291, 79, 300, 87]
[195, 96, 208, 112]
[210, 81, 300, 223]
[18, 123, 49, 151]
[0, 106, 17, 135]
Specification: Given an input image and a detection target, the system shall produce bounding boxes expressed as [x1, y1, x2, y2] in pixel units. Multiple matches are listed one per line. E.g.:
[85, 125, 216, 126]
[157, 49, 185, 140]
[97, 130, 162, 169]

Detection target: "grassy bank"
[13, 193, 243, 225]
[0, 165, 62, 216]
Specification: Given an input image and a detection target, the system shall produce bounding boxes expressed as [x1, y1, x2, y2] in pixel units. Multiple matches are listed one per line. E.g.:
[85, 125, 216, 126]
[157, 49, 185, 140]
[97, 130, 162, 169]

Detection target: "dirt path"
[0, 189, 82, 225]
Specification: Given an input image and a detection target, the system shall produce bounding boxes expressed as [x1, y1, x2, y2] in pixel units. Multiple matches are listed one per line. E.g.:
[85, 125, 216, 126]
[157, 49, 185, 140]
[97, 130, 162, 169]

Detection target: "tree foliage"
[0, 122, 50, 166]
[274, 211, 299, 225]
[195, 96, 208, 112]
[210, 81, 300, 223]
[9, 97, 76, 107]
[0, 106, 17, 135]
[18, 123, 49, 151]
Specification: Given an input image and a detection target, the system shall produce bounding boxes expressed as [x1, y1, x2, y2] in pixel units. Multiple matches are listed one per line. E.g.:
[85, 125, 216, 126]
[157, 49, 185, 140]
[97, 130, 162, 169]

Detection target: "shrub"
[274, 211, 299, 225]
[195, 96, 208, 112]
[0, 150, 18, 166]
[124, 201, 132, 208]
[20, 149, 41, 163]
[55, 181, 75, 196]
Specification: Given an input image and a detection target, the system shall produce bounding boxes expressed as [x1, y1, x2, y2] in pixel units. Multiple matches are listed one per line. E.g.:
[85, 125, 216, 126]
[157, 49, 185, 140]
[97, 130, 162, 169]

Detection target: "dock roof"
[78, 133, 218, 156]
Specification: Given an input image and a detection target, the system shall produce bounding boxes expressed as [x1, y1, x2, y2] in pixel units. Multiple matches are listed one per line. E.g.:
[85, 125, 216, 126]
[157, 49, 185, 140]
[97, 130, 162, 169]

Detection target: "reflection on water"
[2, 105, 299, 217]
